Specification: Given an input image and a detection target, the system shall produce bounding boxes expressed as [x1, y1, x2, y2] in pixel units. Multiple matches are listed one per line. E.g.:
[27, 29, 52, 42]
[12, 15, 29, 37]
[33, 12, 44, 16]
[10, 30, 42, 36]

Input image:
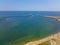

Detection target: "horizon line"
[1, 10, 60, 12]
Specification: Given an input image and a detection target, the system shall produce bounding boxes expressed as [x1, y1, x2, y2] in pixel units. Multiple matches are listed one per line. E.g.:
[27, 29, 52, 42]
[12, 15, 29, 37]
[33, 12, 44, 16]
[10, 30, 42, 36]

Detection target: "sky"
[0, 0, 60, 11]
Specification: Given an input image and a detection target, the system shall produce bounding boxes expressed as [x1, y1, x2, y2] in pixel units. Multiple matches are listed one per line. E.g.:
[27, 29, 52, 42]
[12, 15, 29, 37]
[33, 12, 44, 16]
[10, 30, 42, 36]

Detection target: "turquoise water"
[0, 11, 60, 45]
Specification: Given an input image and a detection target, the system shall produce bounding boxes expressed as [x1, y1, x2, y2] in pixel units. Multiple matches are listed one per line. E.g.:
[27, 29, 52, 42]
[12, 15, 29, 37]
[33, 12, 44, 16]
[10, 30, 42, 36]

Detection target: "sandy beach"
[24, 32, 60, 45]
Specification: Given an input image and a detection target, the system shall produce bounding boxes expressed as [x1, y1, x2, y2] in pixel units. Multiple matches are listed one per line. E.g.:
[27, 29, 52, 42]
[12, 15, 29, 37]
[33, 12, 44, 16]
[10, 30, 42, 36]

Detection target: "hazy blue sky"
[0, 0, 60, 11]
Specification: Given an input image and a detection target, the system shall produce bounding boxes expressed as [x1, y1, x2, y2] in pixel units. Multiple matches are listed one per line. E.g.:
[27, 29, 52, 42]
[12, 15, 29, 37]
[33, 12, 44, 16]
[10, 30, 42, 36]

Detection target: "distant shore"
[44, 16, 60, 21]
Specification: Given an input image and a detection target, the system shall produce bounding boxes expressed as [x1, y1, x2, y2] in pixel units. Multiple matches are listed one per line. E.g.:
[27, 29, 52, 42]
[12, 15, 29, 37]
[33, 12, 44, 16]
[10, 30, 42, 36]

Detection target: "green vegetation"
[38, 41, 50, 45]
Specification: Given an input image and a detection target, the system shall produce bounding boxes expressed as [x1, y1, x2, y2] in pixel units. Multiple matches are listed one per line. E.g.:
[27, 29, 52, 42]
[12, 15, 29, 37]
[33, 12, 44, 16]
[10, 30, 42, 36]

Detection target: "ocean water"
[0, 11, 60, 45]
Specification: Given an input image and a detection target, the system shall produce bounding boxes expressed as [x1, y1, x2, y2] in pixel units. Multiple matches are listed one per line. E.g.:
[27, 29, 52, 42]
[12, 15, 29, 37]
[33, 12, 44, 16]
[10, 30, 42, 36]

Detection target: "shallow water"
[0, 11, 60, 45]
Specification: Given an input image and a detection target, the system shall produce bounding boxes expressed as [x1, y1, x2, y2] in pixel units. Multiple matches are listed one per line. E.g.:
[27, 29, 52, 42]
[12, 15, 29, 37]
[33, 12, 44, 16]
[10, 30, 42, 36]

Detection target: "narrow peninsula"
[45, 16, 60, 21]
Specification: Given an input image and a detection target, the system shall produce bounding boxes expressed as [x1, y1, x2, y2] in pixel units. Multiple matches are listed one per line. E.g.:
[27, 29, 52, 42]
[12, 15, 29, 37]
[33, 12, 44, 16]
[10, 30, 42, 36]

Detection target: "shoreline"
[24, 31, 60, 45]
